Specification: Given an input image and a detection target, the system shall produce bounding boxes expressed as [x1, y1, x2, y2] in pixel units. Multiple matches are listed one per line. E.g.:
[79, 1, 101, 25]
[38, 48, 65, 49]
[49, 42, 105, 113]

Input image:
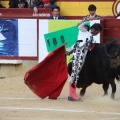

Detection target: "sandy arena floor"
[0, 75, 120, 120]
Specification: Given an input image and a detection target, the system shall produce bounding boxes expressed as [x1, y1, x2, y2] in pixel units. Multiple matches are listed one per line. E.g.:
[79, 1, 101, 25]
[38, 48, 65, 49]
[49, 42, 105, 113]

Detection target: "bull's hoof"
[103, 92, 108, 96]
[80, 91, 85, 96]
[111, 94, 115, 99]
[111, 96, 115, 100]
[103, 94, 108, 97]
[80, 94, 84, 97]
[68, 96, 82, 101]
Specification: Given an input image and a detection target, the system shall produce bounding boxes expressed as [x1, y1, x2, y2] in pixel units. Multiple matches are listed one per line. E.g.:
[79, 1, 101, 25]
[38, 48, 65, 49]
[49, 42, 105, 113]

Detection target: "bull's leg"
[67, 62, 72, 76]
[109, 80, 116, 99]
[80, 82, 92, 96]
[80, 87, 87, 96]
[103, 82, 109, 96]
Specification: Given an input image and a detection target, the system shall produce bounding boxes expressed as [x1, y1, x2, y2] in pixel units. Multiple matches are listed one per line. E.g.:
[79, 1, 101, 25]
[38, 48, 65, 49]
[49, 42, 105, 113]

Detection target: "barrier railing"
[0, 8, 52, 18]
[103, 19, 120, 44]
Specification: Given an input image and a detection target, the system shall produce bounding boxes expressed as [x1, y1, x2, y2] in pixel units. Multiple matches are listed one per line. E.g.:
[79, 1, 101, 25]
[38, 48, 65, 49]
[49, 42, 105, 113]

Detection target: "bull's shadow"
[68, 42, 120, 99]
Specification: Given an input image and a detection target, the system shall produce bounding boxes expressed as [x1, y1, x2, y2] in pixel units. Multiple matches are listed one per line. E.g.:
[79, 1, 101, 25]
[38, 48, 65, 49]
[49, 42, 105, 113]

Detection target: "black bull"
[68, 43, 120, 99]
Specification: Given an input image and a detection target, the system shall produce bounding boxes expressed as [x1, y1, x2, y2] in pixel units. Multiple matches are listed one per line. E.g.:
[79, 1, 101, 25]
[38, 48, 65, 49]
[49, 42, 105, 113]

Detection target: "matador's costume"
[67, 22, 95, 101]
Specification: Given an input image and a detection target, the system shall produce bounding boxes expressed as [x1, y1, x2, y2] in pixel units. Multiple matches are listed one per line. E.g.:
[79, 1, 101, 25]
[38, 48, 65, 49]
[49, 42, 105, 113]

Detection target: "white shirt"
[53, 17, 58, 20]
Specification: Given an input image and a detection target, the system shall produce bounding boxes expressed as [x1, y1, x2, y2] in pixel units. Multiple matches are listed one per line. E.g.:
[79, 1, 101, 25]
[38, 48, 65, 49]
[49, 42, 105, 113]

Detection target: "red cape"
[24, 44, 68, 99]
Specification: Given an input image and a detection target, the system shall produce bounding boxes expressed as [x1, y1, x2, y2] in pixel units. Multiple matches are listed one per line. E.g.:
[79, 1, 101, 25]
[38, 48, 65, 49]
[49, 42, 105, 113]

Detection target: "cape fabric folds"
[24, 44, 68, 99]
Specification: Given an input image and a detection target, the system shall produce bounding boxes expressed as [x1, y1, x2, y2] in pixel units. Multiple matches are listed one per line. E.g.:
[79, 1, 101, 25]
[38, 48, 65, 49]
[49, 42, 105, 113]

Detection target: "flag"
[24, 44, 68, 99]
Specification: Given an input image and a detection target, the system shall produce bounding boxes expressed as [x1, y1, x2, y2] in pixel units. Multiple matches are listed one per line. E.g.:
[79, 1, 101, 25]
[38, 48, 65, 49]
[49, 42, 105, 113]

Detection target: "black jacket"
[48, 16, 66, 20]
[9, 0, 28, 8]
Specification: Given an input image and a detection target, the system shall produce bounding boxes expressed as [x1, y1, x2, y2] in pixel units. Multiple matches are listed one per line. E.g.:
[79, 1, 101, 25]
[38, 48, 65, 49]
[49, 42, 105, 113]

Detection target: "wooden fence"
[103, 19, 120, 44]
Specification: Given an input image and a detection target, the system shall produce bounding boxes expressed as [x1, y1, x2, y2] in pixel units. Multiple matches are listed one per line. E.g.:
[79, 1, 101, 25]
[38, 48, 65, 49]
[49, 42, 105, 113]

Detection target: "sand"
[0, 75, 120, 120]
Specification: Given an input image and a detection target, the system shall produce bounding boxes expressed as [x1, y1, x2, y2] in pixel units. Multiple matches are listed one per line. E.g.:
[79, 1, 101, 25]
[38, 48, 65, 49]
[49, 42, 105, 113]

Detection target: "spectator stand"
[0, 8, 119, 70]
